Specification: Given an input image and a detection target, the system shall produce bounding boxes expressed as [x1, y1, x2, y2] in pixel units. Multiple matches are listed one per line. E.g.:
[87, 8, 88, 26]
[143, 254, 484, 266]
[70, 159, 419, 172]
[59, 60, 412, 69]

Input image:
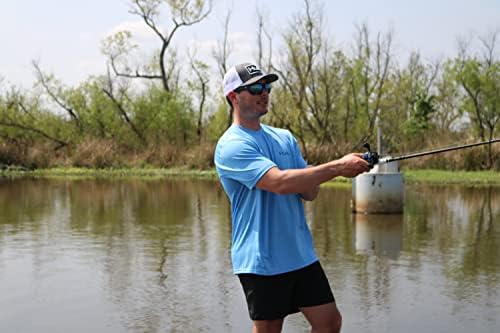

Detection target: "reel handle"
[362, 143, 379, 167]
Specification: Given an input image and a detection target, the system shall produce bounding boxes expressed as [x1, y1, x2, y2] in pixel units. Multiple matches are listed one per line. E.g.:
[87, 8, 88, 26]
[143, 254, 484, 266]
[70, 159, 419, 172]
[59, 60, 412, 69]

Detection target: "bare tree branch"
[0, 120, 68, 149]
[213, 8, 233, 79]
[103, 67, 147, 145]
[188, 50, 209, 143]
[32, 61, 83, 132]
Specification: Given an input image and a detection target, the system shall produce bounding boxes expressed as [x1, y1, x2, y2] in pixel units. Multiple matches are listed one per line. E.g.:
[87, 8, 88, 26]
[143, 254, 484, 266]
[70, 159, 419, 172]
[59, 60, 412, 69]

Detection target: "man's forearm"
[271, 162, 342, 194]
[300, 185, 320, 201]
[258, 162, 343, 195]
[256, 153, 371, 195]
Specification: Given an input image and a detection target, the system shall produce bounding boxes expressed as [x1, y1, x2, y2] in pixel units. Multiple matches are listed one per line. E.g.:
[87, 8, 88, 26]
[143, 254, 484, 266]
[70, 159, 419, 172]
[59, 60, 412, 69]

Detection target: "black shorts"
[237, 261, 336, 320]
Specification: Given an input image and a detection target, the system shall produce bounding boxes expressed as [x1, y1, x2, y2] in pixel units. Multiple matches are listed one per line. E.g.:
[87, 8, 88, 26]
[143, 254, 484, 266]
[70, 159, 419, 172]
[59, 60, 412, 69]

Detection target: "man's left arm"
[300, 166, 320, 201]
[289, 134, 320, 201]
[300, 184, 320, 201]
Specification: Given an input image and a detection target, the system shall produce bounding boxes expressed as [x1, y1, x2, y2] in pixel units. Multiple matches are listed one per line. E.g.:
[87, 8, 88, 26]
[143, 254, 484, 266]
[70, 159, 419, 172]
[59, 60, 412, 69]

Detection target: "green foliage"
[167, 0, 208, 20]
[78, 79, 125, 140]
[451, 57, 499, 138]
[0, 0, 498, 170]
[101, 30, 136, 62]
[205, 99, 230, 142]
[405, 94, 437, 140]
[133, 85, 195, 144]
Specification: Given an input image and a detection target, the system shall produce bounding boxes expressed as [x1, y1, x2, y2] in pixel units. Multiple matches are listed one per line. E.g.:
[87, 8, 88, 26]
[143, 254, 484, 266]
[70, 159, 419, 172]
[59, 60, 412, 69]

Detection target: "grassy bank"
[1, 167, 498, 186]
[402, 169, 500, 185]
[0, 167, 218, 180]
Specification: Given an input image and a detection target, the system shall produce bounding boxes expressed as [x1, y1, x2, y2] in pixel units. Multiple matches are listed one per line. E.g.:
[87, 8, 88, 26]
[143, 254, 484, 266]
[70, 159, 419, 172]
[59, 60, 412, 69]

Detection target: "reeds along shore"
[0, 139, 498, 172]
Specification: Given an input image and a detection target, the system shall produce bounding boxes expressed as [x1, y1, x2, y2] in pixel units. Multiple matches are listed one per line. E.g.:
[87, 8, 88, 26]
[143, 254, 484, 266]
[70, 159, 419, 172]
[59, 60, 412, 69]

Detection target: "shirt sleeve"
[215, 138, 277, 190]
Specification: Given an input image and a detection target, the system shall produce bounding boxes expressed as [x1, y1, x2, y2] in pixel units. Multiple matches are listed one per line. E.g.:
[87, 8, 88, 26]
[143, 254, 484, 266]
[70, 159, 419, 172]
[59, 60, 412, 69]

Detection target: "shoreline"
[1, 167, 499, 186]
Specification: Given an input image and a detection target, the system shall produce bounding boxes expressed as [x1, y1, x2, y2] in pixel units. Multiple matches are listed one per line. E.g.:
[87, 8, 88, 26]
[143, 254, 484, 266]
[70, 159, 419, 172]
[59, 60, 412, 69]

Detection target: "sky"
[0, 0, 499, 88]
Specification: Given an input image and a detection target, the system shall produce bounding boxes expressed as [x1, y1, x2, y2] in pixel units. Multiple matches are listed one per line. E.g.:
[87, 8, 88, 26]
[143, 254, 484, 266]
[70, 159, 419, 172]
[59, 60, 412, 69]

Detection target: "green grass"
[1, 167, 499, 186]
[402, 169, 500, 185]
[0, 167, 218, 180]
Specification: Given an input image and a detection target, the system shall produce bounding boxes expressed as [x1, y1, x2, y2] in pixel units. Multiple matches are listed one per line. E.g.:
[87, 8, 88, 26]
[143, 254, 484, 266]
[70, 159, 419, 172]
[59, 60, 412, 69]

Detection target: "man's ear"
[228, 91, 238, 105]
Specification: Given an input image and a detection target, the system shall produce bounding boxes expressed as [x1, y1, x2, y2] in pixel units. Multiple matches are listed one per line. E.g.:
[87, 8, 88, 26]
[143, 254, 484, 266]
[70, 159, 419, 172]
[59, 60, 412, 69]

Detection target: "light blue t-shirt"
[214, 124, 318, 275]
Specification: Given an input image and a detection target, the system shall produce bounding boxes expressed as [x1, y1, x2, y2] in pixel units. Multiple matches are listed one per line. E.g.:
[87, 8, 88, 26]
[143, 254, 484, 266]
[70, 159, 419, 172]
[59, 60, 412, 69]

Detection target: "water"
[0, 178, 499, 333]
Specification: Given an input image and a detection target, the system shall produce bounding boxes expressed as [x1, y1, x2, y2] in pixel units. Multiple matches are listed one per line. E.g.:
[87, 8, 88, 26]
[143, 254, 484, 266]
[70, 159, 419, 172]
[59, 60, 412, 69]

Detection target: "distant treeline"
[0, 0, 498, 170]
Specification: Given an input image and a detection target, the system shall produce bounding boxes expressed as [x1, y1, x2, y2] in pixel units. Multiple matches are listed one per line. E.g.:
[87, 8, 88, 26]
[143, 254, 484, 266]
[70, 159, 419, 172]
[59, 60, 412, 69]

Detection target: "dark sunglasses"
[235, 83, 272, 95]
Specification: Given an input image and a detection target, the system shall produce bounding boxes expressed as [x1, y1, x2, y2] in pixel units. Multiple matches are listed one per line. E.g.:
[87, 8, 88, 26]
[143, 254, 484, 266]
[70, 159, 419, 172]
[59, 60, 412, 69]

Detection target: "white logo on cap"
[245, 65, 261, 75]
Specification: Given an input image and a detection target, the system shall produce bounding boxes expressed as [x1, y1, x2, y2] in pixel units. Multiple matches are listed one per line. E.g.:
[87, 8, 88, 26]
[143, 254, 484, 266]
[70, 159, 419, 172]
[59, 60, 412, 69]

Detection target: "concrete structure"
[352, 159, 404, 214]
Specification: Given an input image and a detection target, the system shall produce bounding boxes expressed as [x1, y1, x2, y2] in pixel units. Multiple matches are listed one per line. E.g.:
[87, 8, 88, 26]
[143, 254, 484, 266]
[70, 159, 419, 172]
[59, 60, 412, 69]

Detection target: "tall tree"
[346, 23, 394, 150]
[433, 60, 464, 133]
[453, 30, 499, 167]
[187, 51, 210, 143]
[386, 52, 440, 150]
[211, 8, 233, 129]
[102, 0, 212, 93]
[256, 6, 274, 73]
[271, 0, 333, 158]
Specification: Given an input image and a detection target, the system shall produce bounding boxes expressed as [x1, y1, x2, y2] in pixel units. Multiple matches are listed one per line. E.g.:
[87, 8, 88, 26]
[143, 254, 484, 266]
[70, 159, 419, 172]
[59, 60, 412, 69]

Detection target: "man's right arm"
[256, 153, 370, 195]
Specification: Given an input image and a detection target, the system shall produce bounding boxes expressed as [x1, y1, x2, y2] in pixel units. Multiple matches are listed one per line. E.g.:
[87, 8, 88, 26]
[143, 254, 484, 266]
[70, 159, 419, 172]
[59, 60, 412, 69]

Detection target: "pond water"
[0, 178, 499, 332]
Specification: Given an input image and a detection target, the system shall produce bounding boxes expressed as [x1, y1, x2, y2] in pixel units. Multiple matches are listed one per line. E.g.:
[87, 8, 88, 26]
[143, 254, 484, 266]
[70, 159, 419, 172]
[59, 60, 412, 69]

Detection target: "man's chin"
[257, 109, 268, 117]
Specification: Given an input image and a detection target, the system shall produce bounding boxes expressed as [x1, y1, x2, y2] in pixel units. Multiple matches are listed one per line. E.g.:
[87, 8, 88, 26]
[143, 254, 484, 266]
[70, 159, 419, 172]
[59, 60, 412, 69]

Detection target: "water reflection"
[0, 179, 499, 333]
[352, 213, 403, 259]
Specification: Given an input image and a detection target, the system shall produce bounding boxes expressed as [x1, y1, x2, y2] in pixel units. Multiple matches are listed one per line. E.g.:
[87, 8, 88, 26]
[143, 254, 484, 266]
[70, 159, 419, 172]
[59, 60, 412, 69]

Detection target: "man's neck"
[233, 118, 261, 131]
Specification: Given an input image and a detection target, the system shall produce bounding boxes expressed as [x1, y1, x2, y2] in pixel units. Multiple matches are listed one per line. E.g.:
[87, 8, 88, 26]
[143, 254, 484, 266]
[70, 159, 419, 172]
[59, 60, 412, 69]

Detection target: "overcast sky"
[0, 0, 498, 88]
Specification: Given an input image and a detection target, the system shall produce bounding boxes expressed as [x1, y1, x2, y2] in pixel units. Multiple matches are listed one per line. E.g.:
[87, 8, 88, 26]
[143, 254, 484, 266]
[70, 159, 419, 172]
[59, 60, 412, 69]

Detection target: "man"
[214, 62, 371, 333]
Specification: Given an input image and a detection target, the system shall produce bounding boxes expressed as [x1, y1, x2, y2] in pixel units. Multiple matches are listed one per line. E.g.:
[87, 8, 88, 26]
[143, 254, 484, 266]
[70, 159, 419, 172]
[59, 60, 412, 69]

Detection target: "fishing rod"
[362, 138, 500, 166]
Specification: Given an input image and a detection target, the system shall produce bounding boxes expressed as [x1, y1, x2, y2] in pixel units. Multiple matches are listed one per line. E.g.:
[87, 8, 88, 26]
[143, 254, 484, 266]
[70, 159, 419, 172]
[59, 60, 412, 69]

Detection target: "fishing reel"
[362, 143, 379, 167]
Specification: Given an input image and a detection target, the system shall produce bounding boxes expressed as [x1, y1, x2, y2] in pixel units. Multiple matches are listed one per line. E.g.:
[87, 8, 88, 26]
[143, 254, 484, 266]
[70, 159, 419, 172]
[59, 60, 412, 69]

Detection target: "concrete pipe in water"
[352, 160, 404, 214]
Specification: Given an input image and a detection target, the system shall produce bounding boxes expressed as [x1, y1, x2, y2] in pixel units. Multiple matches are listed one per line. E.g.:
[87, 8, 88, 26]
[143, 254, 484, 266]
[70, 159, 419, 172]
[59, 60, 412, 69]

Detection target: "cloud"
[104, 20, 157, 41]
[177, 31, 252, 67]
[185, 38, 218, 58]
[183, 31, 254, 66]
[104, 20, 256, 68]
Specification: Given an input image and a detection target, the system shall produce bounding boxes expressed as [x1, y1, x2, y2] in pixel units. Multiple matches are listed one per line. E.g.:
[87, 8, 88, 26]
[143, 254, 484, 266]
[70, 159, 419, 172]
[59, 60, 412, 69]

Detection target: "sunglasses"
[235, 83, 272, 95]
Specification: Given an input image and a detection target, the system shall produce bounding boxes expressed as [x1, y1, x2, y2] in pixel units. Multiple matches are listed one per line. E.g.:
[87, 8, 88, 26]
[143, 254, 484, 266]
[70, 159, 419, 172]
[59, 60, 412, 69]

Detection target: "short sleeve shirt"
[214, 124, 318, 275]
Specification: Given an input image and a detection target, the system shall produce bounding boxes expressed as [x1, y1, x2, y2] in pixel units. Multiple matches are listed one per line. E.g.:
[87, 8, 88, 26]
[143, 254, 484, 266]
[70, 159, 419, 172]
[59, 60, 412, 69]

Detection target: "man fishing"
[214, 62, 371, 333]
